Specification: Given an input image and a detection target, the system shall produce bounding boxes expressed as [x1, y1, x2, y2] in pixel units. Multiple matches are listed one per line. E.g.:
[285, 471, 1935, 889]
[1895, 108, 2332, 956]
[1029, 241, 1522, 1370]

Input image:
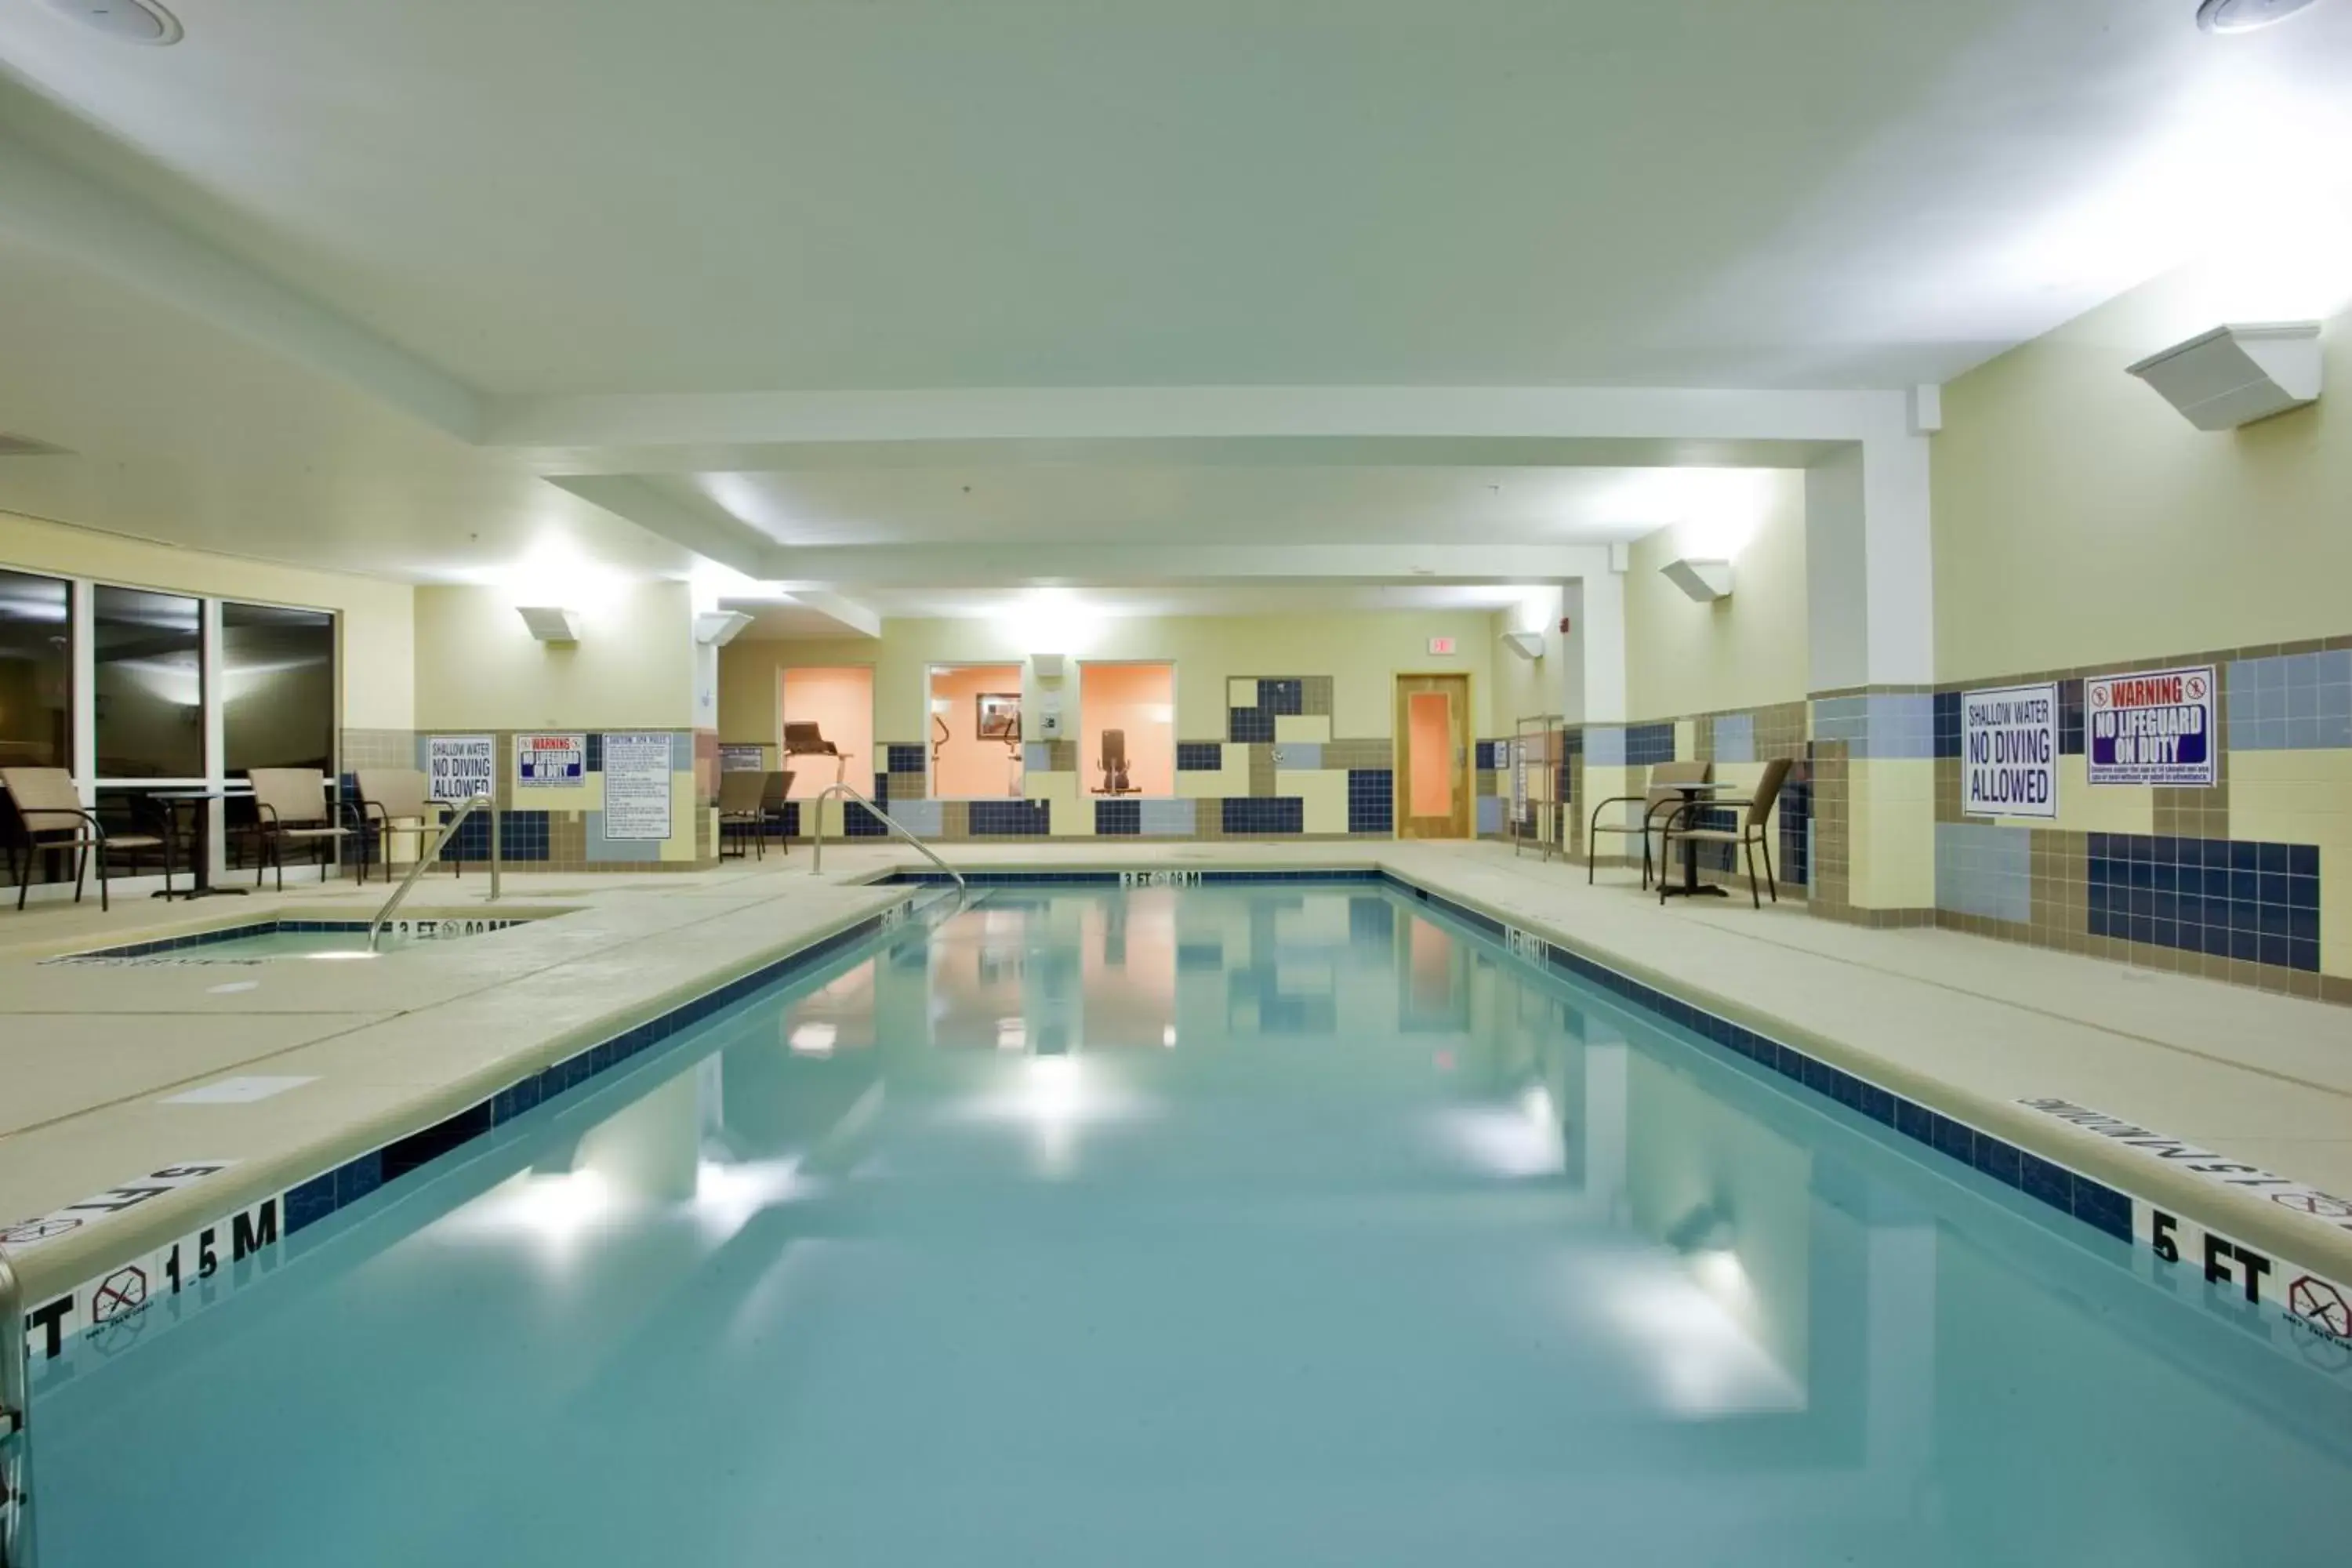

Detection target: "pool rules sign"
[2086, 665, 2216, 788]
[1962, 683, 2059, 819]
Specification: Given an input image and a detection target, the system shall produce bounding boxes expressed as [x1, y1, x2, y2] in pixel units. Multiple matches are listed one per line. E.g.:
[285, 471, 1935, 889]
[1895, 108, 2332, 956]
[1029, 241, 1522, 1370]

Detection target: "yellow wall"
[1623, 471, 1809, 720]
[1934, 276, 2352, 681]
[720, 611, 1504, 746]
[413, 580, 695, 731]
[0, 507, 414, 730]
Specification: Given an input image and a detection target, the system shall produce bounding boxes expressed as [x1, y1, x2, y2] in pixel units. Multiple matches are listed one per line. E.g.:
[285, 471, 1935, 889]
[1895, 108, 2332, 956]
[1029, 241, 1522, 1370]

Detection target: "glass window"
[93, 584, 204, 779]
[223, 602, 336, 775]
[0, 568, 71, 769]
[1080, 662, 1174, 796]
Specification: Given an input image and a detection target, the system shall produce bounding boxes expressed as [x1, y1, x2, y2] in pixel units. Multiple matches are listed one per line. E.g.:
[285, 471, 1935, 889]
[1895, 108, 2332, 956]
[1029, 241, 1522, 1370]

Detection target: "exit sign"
[1427, 637, 1457, 655]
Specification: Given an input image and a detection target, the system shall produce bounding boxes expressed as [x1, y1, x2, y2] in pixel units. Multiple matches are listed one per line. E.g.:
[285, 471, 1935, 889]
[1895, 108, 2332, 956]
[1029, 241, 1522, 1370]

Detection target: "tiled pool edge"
[1385, 873, 2352, 1368]
[9, 898, 907, 1363]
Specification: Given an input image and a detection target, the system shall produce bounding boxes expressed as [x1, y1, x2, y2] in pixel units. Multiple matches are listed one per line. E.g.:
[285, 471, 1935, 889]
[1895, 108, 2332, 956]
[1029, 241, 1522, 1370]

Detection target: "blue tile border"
[1385, 873, 2137, 1246]
[266, 908, 896, 1240]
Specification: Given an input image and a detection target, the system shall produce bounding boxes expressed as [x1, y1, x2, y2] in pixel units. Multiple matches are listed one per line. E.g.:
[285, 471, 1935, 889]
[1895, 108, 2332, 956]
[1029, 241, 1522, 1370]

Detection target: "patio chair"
[1586, 760, 1711, 887]
[353, 768, 450, 885]
[718, 769, 769, 859]
[249, 768, 355, 891]
[760, 770, 795, 854]
[1, 766, 170, 912]
[1657, 757, 1794, 909]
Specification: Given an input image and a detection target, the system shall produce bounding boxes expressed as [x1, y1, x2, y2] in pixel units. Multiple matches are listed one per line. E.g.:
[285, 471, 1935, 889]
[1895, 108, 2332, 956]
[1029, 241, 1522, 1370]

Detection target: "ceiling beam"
[0, 125, 485, 441]
[486, 385, 1910, 452]
[750, 543, 1615, 588]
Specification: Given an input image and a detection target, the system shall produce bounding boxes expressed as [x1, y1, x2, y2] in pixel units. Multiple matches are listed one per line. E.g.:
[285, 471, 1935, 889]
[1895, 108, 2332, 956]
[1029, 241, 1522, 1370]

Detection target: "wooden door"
[1394, 673, 1472, 838]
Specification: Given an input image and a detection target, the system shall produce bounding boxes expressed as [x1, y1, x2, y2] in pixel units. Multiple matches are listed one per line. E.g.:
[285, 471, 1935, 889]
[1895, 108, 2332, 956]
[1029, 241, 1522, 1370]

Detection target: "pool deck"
[3, 840, 2349, 1303]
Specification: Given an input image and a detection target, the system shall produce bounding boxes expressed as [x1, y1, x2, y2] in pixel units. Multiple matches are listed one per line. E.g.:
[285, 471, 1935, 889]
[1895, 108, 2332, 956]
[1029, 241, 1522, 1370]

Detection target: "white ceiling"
[1, 0, 2349, 616]
[3, 0, 2349, 398]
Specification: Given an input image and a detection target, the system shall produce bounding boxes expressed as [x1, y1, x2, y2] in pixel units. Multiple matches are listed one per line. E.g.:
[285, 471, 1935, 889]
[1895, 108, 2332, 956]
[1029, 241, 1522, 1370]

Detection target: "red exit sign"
[1427, 637, 1457, 655]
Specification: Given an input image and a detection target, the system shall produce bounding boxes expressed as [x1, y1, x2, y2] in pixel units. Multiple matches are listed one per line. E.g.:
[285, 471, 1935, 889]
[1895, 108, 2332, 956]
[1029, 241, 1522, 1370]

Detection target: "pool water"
[30, 884, 2352, 1565]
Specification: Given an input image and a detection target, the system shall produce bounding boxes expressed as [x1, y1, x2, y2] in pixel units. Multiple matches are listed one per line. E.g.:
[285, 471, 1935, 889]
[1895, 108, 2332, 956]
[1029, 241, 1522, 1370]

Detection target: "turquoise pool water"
[28, 884, 2352, 1565]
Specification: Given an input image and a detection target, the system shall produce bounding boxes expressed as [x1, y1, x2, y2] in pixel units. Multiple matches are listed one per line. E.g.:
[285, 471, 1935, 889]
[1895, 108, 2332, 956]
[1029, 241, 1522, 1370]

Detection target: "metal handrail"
[368, 793, 499, 951]
[2, 1242, 30, 1566]
[808, 782, 966, 894]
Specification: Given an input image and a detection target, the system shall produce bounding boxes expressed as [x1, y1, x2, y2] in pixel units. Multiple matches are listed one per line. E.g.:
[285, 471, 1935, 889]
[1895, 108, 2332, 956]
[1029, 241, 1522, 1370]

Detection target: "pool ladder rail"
[2, 1243, 30, 1566]
[367, 793, 499, 952]
[806, 782, 966, 895]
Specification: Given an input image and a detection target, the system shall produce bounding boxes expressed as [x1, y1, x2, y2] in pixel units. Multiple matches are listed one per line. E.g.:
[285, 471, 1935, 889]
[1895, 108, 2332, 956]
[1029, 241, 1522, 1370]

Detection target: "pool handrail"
[2, 1241, 30, 1566]
[368, 793, 499, 952]
[808, 782, 966, 895]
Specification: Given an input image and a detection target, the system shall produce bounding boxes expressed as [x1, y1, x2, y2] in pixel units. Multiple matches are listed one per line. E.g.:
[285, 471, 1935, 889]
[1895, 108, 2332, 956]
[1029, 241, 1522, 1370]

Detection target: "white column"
[1566, 564, 1628, 725]
[70, 579, 95, 803]
[201, 597, 227, 881]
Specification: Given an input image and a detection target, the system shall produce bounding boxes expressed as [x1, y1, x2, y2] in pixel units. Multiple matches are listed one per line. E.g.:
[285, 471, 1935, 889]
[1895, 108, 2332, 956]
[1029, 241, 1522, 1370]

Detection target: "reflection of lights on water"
[694, 1158, 803, 1236]
[437, 1169, 615, 1254]
[1428, 1098, 1565, 1178]
[996, 1018, 1028, 1051]
[305, 950, 379, 962]
[1161, 1025, 1178, 1048]
[1595, 1254, 1802, 1419]
[789, 1022, 837, 1057]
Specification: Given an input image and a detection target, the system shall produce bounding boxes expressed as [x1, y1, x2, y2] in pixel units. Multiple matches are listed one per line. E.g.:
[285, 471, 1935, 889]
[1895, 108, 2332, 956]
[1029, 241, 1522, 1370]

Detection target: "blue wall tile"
[1229, 708, 1275, 744]
[1347, 769, 1393, 834]
[1222, 797, 1302, 834]
[969, 799, 1051, 837]
[1624, 723, 1676, 767]
[1096, 799, 1142, 836]
[2087, 833, 2320, 971]
[1258, 677, 1304, 717]
[1177, 742, 1224, 771]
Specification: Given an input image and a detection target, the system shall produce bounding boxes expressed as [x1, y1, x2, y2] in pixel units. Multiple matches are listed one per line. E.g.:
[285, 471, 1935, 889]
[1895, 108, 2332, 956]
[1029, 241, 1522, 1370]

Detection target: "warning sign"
[515, 732, 586, 789]
[92, 1265, 148, 1322]
[427, 735, 495, 804]
[0, 1161, 234, 1253]
[2290, 1276, 2352, 1338]
[2086, 665, 2216, 788]
[1962, 683, 2059, 819]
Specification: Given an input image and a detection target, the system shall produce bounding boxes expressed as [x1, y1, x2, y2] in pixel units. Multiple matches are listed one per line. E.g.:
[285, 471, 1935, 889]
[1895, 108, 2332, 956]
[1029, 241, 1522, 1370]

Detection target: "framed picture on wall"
[976, 692, 1022, 742]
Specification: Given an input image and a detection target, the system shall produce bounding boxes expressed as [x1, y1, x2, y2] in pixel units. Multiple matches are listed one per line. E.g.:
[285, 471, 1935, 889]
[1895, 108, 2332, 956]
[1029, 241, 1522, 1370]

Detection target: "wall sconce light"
[1660, 557, 1733, 604]
[517, 605, 583, 643]
[1499, 631, 1545, 662]
[2126, 321, 2322, 430]
[694, 611, 753, 647]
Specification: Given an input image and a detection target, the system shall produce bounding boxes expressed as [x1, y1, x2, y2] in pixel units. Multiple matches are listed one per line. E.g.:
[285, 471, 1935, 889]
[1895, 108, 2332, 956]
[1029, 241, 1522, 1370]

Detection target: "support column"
[1804, 433, 1937, 924]
[1566, 560, 1630, 863]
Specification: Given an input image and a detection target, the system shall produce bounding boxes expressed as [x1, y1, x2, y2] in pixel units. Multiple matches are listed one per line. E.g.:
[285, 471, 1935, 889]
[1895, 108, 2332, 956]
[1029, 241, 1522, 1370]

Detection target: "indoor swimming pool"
[24, 882, 2352, 1565]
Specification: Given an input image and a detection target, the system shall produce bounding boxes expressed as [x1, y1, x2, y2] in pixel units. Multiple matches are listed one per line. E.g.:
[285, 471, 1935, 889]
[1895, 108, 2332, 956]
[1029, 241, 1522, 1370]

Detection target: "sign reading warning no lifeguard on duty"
[2085, 665, 2216, 788]
[1962, 683, 2059, 819]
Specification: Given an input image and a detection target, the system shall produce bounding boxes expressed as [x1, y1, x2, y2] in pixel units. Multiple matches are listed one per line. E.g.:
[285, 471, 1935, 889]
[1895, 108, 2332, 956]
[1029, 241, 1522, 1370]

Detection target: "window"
[0, 568, 71, 769]
[223, 602, 336, 775]
[1080, 662, 1174, 797]
[779, 666, 873, 800]
[93, 585, 203, 779]
[928, 663, 1024, 798]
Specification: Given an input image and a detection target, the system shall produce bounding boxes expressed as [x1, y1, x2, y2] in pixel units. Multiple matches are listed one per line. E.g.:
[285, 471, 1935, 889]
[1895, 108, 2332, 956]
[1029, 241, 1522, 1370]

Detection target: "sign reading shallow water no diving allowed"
[1962, 682, 2058, 819]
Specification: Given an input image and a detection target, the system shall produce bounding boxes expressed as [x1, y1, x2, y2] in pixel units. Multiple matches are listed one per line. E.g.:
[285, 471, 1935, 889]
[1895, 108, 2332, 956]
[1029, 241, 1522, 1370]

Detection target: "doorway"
[1394, 673, 1471, 839]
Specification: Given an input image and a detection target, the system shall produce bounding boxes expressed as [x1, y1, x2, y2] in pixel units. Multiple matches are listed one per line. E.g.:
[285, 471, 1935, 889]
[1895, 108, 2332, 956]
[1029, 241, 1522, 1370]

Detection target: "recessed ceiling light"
[2197, 0, 2322, 33]
[45, 0, 183, 43]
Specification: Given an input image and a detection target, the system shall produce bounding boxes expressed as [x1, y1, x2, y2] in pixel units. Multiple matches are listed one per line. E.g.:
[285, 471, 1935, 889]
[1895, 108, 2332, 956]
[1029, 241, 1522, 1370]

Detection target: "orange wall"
[929, 663, 1025, 798]
[1081, 662, 1175, 797]
[779, 666, 873, 800]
